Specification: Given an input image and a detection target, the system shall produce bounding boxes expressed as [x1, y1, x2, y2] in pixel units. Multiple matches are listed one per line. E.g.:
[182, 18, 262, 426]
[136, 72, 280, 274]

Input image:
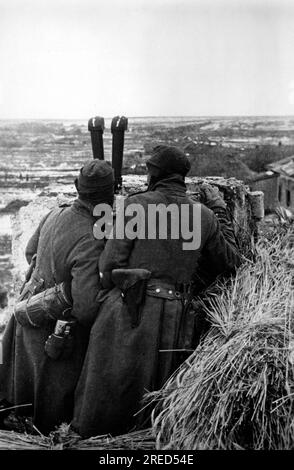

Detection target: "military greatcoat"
[0, 199, 104, 434]
[72, 175, 241, 437]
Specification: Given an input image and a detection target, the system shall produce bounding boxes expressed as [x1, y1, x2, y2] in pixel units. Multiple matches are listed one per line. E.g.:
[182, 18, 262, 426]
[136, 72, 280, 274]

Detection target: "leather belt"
[146, 281, 184, 301]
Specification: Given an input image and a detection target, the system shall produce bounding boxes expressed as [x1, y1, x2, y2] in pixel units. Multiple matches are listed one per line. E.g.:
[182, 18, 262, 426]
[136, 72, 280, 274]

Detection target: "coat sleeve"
[201, 208, 241, 278]
[99, 198, 136, 289]
[25, 211, 52, 264]
[210, 206, 237, 249]
[99, 228, 135, 289]
[69, 235, 104, 327]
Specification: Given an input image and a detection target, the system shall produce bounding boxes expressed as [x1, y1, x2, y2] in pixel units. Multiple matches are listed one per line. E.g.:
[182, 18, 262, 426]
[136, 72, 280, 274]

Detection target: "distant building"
[268, 156, 294, 212]
[249, 155, 294, 213]
[249, 171, 280, 213]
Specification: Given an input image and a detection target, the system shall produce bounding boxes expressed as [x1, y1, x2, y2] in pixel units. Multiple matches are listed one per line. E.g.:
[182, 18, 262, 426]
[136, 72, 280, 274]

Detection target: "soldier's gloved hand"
[200, 183, 227, 210]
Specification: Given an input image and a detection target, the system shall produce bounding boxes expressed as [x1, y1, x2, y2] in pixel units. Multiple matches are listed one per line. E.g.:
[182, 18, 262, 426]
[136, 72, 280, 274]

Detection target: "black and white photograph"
[0, 0, 294, 458]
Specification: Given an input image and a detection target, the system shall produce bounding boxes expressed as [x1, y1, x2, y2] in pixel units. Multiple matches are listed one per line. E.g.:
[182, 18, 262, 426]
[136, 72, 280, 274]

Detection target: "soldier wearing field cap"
[72, 144, 241, 438]
[0, 159, 114, 434]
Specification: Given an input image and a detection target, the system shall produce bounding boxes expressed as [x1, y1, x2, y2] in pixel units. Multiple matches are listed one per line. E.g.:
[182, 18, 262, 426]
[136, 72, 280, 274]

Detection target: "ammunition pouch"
[14, 282, 72, 329]
[112, 268, 151, 328]
[44, 319, 77, 360]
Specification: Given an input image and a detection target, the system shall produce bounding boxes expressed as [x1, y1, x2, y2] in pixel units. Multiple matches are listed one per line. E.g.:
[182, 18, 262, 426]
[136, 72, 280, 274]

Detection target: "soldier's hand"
[200, 183, 227, 210]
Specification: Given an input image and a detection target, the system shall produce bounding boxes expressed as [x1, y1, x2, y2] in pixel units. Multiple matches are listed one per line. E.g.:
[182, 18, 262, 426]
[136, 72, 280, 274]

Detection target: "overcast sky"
[0, 0, 294, 119]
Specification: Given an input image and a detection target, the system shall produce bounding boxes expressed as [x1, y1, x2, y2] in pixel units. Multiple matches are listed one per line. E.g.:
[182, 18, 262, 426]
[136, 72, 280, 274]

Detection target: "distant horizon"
[1, 114, 294, 122]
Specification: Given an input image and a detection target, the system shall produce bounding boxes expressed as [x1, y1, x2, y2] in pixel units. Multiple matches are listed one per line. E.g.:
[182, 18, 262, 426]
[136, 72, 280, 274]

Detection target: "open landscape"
[1, 0, 294, 456]
[1, 115, 294, 299]
[0, 116, 294, 450]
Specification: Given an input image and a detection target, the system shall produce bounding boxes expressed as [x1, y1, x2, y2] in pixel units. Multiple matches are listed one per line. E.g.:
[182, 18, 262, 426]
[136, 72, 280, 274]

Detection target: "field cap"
[76, 160, 114, 194]
[146, 145, 191, 177]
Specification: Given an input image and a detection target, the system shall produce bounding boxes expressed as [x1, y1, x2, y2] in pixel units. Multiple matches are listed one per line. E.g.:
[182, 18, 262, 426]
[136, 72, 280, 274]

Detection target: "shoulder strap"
[50, 207, 66, 284]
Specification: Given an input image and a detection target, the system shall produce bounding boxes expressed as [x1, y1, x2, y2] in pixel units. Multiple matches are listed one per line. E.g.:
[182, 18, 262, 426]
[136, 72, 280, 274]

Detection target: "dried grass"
[0, 425, 155, 450]
[0, 430, 53, 450]
[1, 224, 293, 450]
[151, 225, 294, 450]
[71, 428, 155, 450]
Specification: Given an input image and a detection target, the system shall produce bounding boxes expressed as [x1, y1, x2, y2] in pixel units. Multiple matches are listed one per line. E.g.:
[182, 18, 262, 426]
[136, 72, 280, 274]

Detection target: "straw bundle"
[71, 428, 155, 450]
[0, 430, 52, 450]
[151, 227, 294, 450]
[0, 426, 155, 450]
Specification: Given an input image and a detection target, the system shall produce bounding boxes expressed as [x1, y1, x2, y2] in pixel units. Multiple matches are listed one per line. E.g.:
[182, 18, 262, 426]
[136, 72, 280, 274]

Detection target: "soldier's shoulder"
[57, 199, 72, 208]
[125, 189, 154, 203]
[126, 189, 149, 198]
[199, 202, 215, 221]
[47, 203, 71, 222]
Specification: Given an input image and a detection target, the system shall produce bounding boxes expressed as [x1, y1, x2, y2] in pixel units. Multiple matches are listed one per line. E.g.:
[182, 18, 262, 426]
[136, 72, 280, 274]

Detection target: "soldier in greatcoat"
[72, 145, 241, 438]
[0, 160, 114, 434]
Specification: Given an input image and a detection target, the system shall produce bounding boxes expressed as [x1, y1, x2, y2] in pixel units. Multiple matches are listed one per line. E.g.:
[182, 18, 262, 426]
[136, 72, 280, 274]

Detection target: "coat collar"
[150, 174, 187, 196]
[72, 198, 95, 217]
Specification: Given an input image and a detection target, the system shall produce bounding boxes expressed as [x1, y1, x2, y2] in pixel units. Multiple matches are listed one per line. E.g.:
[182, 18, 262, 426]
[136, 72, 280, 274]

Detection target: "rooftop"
[267, 156, 294, 178]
